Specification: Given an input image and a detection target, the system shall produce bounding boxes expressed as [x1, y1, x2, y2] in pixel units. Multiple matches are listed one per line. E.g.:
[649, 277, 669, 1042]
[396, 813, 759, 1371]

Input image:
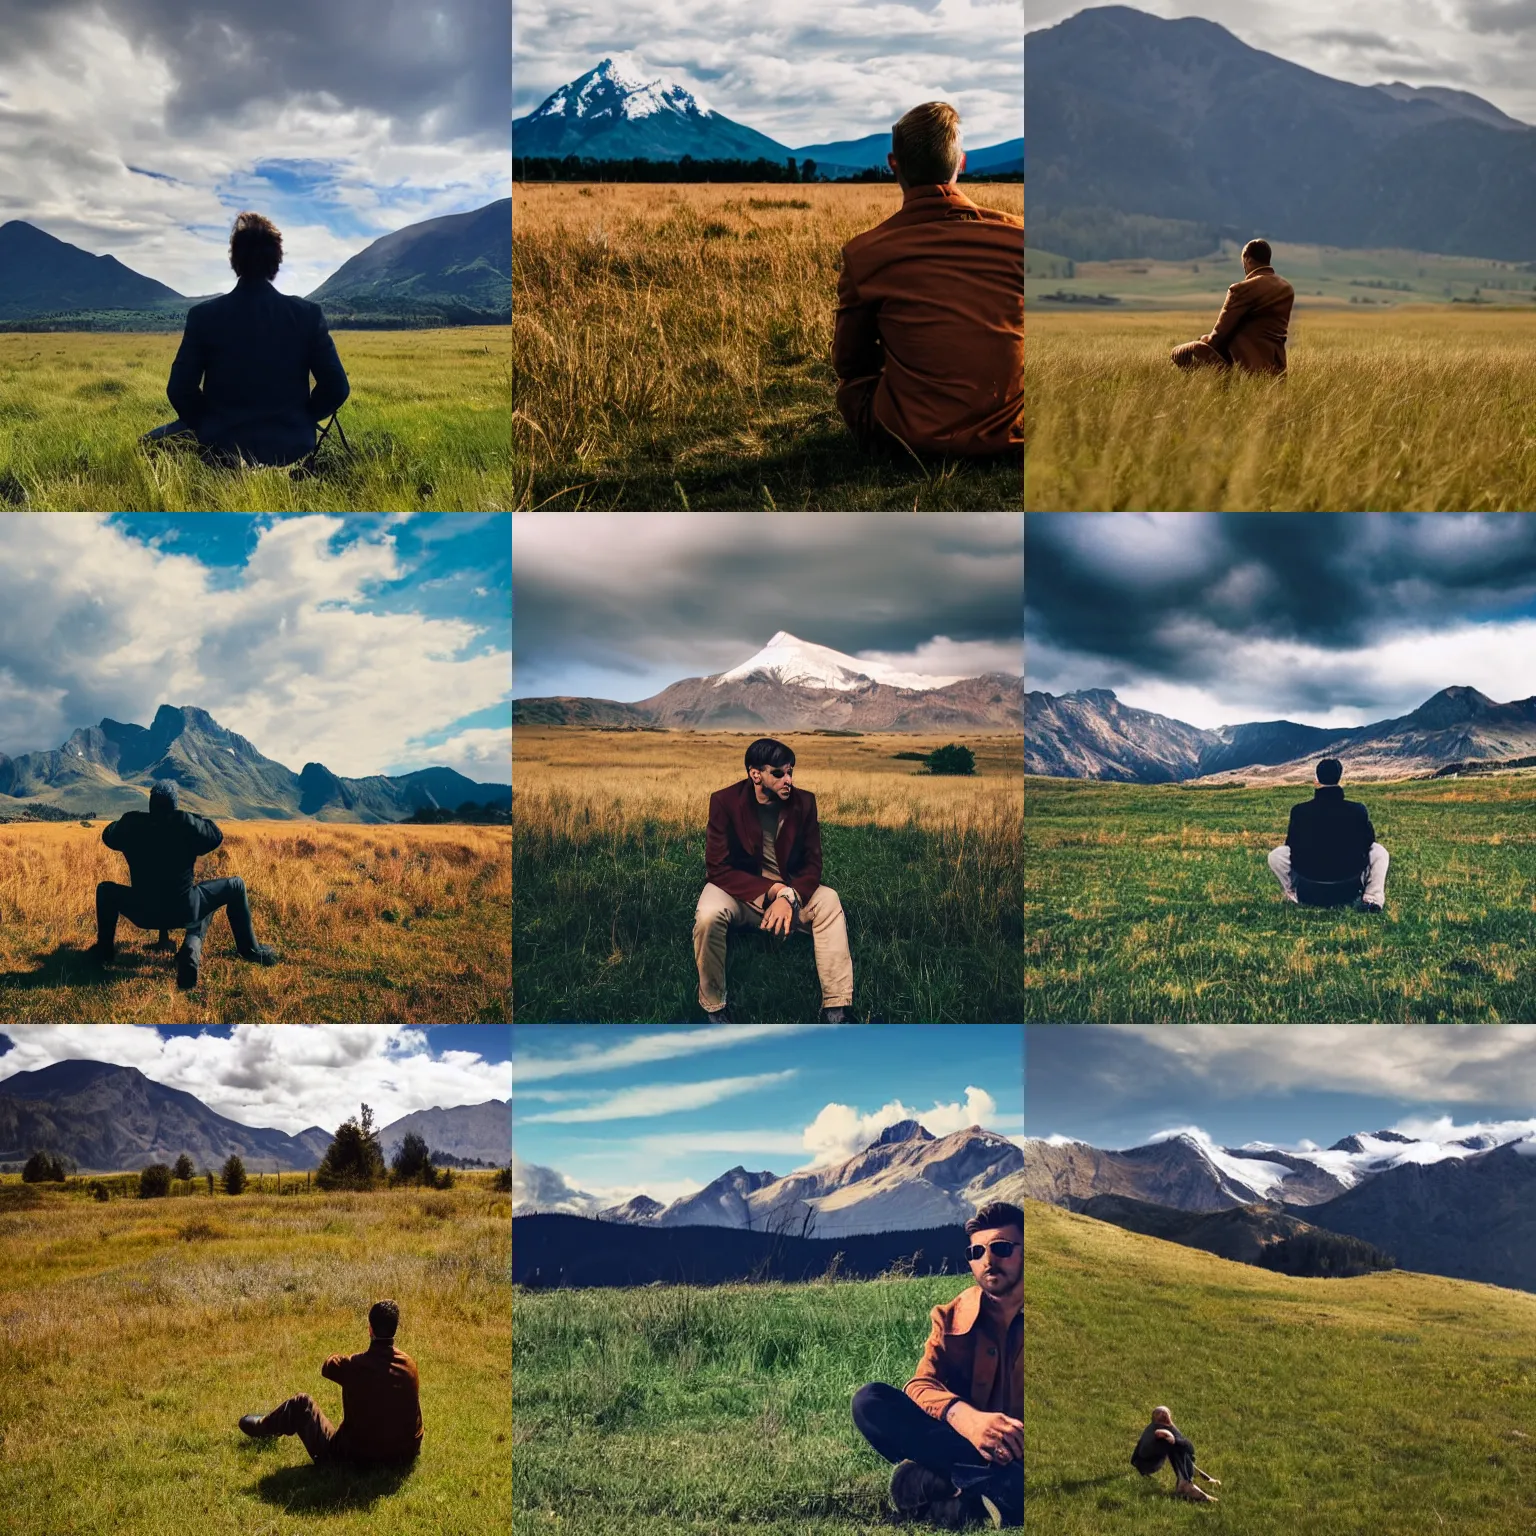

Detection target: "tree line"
[513, 154, 1020, 185]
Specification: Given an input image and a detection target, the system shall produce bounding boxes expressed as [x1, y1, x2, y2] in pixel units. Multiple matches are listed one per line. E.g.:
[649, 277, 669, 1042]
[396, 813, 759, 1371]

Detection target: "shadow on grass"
[0, 943, 166, 990]
[251, 1457, 416, 1512]
[1054, 1473, 1132, 1495]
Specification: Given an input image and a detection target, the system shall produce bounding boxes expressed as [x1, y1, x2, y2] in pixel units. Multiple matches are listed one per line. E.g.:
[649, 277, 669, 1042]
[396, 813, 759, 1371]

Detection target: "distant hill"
[378, 1100, 509, 1164]
[0, 221, 185, 325]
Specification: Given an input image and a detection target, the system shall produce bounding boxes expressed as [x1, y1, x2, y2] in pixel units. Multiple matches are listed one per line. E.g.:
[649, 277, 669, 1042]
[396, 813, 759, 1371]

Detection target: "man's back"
[834, 186, 1023, 456]
[321, 1341, 424, 1464]
[1208, 266, 1295, 374]
[168, 277, 350, 465]
[102, 808, 222, 914]
[1286, 785, 1373, 881]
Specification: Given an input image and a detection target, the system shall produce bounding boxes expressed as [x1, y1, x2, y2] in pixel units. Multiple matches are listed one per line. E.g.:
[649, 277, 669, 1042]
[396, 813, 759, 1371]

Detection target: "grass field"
[1024, 774, 1536, 1022]
[512, 727, 1023, 1022]
[1025, 307, 1536, 510]
[512, 182, 1022, 510]
[1027, 1198, 1536, 1535]
[0, 821, 511, 1023]
[0, 328, 511, 511]
[0, 1173, 510, 1536]
[515, 1272, 975, 1534]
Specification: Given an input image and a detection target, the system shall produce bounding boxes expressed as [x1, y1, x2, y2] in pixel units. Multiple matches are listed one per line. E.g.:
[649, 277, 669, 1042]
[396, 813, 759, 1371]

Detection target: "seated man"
[693, 738, 853, 1024]
[851, 1202, 1023, 1529]
[92, 778, 279, 988]
[1170, 239, 1294, 375]
[1267, 756, 1389, 912]
[833, 102, 1023, 459]
[240, 1300, 424, 1466]
[144, 211, 350, 468]
[1132, 1405, 1220, 1502]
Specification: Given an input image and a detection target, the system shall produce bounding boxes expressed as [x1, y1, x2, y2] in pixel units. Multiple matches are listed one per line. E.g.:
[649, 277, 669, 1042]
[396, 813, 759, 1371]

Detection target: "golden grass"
[1026, 306, 1536, 510]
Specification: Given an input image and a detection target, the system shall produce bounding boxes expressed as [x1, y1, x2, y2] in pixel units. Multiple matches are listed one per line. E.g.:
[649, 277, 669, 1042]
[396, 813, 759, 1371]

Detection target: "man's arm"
[1361, 806, 1376, 849]
[832, 256, 883, 383]
[1285, 806, 1299, 850]
[789, 795, 823, 905]
[184, 813, 223, 857]
[704, 792, 774, 904]
[320, 1353, 351, 1385]
[101, 818, 125, 852]
[307, 313, 351, 421]
[166, 312, 208, 425]
[1204, 283, 1256, 354]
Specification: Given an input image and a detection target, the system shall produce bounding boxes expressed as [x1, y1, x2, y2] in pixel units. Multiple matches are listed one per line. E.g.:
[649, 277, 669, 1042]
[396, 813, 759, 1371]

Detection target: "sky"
[0, 1024, 511, 1139]
[512, 1023, 1024, 1210]
[0, 514, 511, 782]
[1026, 1024, 1536, 1150]
[512, 0, 1024, 149]
[0, 0, 511, 296]
[1026, 512, 1536, 729]
[513, 512, 1023, 700]
[1025, 0, 1536, 127]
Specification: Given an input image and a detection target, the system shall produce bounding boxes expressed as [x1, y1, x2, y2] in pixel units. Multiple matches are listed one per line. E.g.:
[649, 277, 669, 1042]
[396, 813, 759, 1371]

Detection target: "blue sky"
[1027, 1025, 1536, 1149]
[0, 514, 510, 782]
[513, 1024, 1023, 1207]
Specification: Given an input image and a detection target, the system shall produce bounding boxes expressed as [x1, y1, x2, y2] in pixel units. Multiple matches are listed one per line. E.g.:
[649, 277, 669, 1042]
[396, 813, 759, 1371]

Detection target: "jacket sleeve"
[1361, 806, 1376, 850]
[832, 253, 883, 383]
[705, 791, 774, 905]
[307, 312, 351, 421]
[166, 310, 209, 425]
[1205, 283, 1254, 355]
[903, 1304, 964, 1422]
[790, 795, 823, 904]
[320, 1353, 350, 1385]
[1284, 806, 1299, 850]
[186, 813, 223, 856]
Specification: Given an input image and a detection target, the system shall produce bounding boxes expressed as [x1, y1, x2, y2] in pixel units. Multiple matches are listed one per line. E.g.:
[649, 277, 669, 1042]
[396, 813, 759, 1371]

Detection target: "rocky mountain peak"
[875, 1119, 935, 1146]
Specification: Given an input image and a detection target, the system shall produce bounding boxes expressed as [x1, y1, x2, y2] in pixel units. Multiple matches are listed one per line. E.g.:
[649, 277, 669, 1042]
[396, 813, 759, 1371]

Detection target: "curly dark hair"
[368, 1298, 400, 1339]
[229, 211, 283, 280]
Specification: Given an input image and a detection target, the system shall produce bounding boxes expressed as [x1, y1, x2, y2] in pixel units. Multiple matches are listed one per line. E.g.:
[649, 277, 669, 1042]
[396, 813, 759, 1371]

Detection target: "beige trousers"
[692, 882, 853, 1013]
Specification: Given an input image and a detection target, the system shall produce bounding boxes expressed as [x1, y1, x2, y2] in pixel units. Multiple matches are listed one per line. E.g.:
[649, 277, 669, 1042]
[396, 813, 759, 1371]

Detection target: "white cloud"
[512, 1024, 824, 1083]
[511, 1154, 603, 1215]
[390, 725, 511, 785]
[855, 636, 1023, 681]
[801, 1085, 998, 1167]
[520, 1070, 799, 1124]
[0, 1025, 510, 1139]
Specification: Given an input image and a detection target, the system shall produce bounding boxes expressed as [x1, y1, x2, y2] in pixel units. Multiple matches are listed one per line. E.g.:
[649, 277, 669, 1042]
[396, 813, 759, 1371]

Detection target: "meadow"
[1024, 773, 1536, 1022]
[1027, 1198, 1536, 1535]
[1025, 307, 1536, 510]
[512, 182, 1022, 510]
[0, 327, 511, 511]
[0, 820, 511, 1023]
[512, 727, 1023, 1022]
[0, 1173, 510, 1536]
[515, 1271, 975, 1535]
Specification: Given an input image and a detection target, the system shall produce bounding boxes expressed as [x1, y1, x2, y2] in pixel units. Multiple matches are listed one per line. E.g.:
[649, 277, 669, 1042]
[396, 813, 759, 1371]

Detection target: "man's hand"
[950, 1404, 1023, 1464]
[1156, 1428, 1176, 1443]
[761, 895, 795, 937]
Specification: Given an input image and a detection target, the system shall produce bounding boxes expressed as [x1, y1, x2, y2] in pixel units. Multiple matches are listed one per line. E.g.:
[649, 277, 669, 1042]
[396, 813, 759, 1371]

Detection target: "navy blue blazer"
[167, 277, 350, 466]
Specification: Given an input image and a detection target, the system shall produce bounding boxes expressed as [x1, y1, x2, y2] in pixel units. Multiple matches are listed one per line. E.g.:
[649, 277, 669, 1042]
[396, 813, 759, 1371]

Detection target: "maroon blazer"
[705, 779, 823, 906]
[320, 1340, 423, 1464]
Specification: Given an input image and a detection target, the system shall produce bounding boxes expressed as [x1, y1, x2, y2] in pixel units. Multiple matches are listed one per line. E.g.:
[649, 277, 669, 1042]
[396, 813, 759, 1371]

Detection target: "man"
[92, 778, 279, 989]
[1267, 757, 1389, 912]
[144, 212, 350, 467]
[239, 1299, 423, 1467]
[1170, 239, 1295, 375]
[1132, 1405, 1220, 1503]
[693, 738, 853, 1024]
[851, 1202, 1023, 1529]
[833, 102, 1023, 459]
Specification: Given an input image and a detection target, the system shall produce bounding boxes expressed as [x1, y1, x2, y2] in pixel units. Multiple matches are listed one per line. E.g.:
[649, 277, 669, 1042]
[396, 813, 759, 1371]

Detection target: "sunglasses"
[762, 766, 794, 779]
[967, 1241, 1019, 1261]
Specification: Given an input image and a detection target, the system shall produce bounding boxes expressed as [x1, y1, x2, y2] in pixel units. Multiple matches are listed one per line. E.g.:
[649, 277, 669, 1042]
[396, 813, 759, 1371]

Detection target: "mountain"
[1027, 5, 1536, 260]
[0, 1060, 332, 1172]
[0, 703, 510, 821]
[515, 632, 1023, 731]
[963, 139, 1026, 174]
[307, 199, 510, 325]
[377, 1100, 509, 1164]
[1027, 685, 1536, 782]
[598, 1194, 665, 1223]
[788, 133, 1023, 176]
[0, 220, 185, 324]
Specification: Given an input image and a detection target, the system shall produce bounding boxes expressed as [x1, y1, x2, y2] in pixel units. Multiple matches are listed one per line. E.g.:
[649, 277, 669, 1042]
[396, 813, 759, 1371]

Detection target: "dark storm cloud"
[1462, 0, 1536, 33]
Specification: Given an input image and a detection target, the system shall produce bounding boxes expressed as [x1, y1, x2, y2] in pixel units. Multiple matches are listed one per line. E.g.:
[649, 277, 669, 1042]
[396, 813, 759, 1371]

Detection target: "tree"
[22, 1150, 65, 1183]
[222, 1154, 247, 1195]
[391, 1132, 434, 1186]
[801, 158, 818, 182]
[173, 1154, 195, 1183]
[139, 1164, 173, 1199]
[205, 1170, 215, 1196]
[316, 1104, 387, 1191]
[786, 156, 798, 182]
[926, 743, 976, 776]
[493, 1165, 512, 1193]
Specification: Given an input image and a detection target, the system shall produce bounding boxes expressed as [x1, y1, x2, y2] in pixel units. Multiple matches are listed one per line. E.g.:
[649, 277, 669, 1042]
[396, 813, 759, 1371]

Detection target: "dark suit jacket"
[1205, 265, 1295, 374]
[321, 1340, 424, 1464]
[102, 807, 222, 914]
[1285, 785, 1374, 881]
[167, 276, 350, 465]
[704, 779, 823, 906]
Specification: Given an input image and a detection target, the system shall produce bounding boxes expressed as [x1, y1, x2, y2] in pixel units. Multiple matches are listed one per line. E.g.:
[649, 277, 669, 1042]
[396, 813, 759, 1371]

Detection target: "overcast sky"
[1027, 1, 1536, 126]
[512, 0, 1023, 149]
[0, 1025, 510, 1138]
[1026, 512, 1536, 729]
[514, 1023, 1023, 1209]
[0, 514, 510, 782]
[514, 512, 1023, 700]
[1027, 1024, 1536, 1149]
[0, 0, 510, 295]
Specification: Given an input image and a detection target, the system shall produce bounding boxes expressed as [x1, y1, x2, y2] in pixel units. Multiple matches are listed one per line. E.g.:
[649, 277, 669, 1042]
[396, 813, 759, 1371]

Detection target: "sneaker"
[87, 942, 115, 965]
[1361, 901, 1383, 914]
[889, 1460, 956, 1512]
[703, 1005, 732, 1023]
[926, 1494, 986, 1530]
[240, 944, 279, 966]
[820, 1006, 850, 1023]
[176, 950, 200, 990]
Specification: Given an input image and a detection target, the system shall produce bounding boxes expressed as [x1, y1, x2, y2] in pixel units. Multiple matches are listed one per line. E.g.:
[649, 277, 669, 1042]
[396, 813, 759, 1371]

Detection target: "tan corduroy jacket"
[1203, 265, 1295, 374]
[903, 1282, 1023, 1423]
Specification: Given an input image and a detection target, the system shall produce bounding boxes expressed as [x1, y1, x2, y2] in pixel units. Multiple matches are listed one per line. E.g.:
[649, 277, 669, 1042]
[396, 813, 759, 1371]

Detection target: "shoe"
[241, 944, 279, 965]
[1361, 901, 1383, 914]
[926, 1493, 985, 1530]
[703, 1005, 732, 1023]
[820, 1006, 850, 1023]
[176, 950, 199, 990]
[238, 1415, 269, 1437]
[1176, 1481, 1217, 1503]
[151, 931, 177, 952]
[889, 1460, 956, 1512]
[88, 942, 115, 965]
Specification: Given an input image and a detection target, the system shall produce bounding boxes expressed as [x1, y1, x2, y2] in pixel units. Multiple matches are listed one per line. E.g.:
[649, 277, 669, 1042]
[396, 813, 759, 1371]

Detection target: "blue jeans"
[95, 876, 261, 962]
[851, 1383, 1022, 1525]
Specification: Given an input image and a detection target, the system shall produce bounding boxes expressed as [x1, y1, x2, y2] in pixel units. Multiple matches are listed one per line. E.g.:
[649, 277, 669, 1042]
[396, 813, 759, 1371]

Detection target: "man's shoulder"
[709, 780, 748, 806]
[928, 1283, 983, 1333]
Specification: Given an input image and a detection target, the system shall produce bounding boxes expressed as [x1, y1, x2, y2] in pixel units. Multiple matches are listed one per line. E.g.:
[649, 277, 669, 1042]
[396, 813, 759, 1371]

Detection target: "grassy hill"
[1026, 1198, 1536, 1535]
[1024, 772, 1536, 1021]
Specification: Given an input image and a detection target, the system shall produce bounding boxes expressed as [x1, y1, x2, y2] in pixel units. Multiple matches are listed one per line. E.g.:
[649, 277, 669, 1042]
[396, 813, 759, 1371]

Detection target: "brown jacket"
[704, 778, 823, 907]
[321, 1340, 424, 1463]
[904, 1283, 1023, 1424]
[1205, 265, 1294, 374]
[834, 185, 1024, 456]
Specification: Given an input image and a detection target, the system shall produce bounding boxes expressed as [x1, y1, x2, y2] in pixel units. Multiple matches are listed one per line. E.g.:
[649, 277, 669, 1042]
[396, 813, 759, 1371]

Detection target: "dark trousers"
[1141, 1433, 1197, 1483]
[258, 1393, 338, 1463]
[95, 876, 260, 961]
[851, 1383, 1022, 1526]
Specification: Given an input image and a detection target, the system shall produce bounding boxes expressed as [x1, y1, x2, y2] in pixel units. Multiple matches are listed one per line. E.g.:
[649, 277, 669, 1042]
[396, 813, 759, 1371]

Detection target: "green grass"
[1026, 1198, 1536, 1535]
[0, 328, 510, 510]
[514, 1273, 975, 1535]
[512, 818, 1023, 1023]
[0, 1175, 510, 1535]
[1024, 774, 1536, 1021]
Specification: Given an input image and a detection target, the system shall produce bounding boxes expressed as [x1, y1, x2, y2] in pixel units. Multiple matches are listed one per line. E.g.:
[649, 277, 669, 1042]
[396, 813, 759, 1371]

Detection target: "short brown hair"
[966, 1201, 1022, 1238]
[1242, 238, 1272, 267]
[229, 211, 283, 280]
[368, 1299, 399, 1338]
[891, 101, 962, 186]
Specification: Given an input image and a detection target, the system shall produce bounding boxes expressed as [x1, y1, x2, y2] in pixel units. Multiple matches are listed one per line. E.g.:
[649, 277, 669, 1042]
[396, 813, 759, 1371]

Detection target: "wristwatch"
[775, 888, 799, 911]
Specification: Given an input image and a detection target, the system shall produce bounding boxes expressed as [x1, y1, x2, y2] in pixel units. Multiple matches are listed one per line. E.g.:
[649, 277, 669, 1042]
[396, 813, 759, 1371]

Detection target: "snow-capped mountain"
[715, 632, 963, 692]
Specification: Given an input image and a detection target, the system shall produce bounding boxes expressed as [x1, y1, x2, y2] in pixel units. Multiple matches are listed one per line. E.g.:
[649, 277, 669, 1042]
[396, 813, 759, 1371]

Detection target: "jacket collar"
[950, 1283, 985, 1333]
[1243, 265, 1276, 279]
[733, 777, 796, 816]
[900, 183, 977, 212]
[1313, 784, 1344, 801]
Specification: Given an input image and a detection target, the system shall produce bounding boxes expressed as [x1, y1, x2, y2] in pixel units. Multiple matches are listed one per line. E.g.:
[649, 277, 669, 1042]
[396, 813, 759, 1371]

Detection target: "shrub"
[139, 1164, 173, 1199]
[222, 1155, 247, 1195]
[434, 1166, 455, 1190]
[89, 1180, 111, 1202]
[926, 743, 976, 776]
[493, 1166, 513, 1193]
[22, 1150, 66, 1183]
[172, 1153, 195, 1182]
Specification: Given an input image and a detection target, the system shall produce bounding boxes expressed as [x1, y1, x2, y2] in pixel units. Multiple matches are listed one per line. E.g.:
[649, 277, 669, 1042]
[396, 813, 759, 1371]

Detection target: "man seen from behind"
[1267, 756, 1389, 911]
[1170, 238, 1294, 375]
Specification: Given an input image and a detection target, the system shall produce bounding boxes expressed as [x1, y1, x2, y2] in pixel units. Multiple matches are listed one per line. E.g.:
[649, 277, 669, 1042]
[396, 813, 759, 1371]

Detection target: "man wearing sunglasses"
[851, 1201, 1023, 1528]
[693, 737, 854, 1023]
